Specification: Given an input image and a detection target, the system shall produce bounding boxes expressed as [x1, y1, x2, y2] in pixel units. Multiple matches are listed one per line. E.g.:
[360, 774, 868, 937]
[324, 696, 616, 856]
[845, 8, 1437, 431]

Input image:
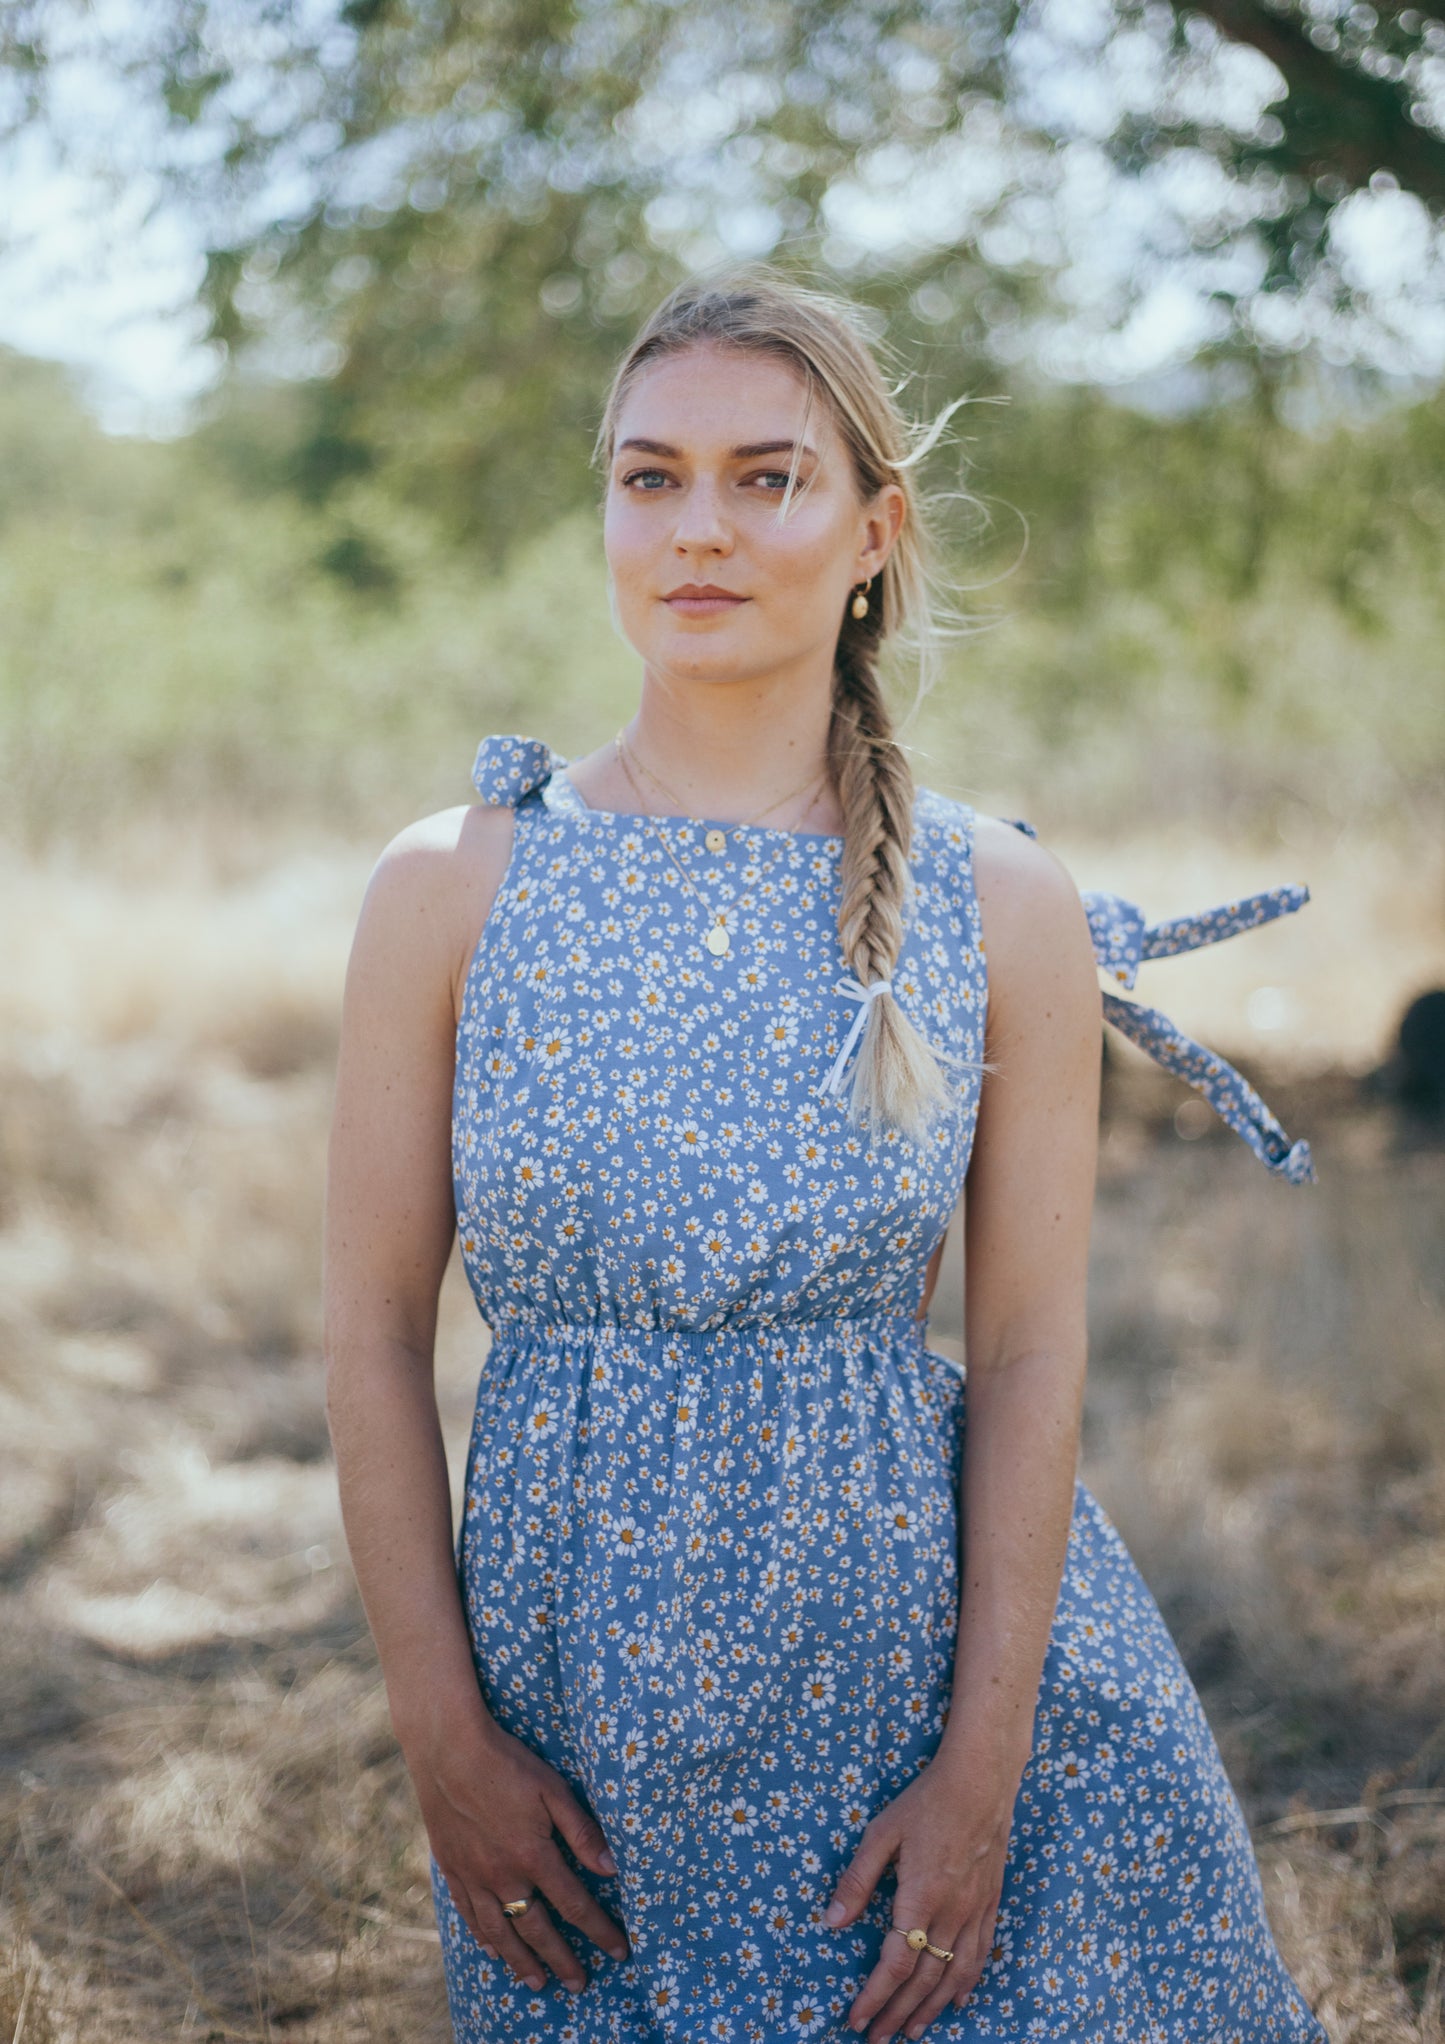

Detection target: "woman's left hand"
[822, 1747, 1019, 2042]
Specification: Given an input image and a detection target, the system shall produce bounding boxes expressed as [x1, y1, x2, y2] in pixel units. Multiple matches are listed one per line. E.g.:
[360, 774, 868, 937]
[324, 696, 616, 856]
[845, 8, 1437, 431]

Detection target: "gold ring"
[893, 1925, 955, 1964]
[501, 1898, 532, 1918]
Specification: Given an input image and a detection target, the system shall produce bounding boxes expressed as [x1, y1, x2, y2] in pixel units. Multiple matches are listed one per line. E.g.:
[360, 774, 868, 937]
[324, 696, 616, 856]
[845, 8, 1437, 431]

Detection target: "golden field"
[0, 809, 1441, 2040]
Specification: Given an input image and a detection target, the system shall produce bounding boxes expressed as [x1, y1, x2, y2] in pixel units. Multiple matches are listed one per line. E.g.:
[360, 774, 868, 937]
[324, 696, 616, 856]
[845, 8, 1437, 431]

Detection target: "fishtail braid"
[594, 261, 984, 1139]
[829, 639, 958, 1142]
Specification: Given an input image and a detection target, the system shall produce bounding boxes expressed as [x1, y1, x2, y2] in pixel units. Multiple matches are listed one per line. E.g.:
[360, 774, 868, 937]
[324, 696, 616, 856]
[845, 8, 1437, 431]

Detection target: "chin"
[651, 630, 767, 684]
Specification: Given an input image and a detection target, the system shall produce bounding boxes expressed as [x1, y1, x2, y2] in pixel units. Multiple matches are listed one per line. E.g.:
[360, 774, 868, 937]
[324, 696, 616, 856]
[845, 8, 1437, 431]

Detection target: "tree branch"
[1187, 0, 1445, 205]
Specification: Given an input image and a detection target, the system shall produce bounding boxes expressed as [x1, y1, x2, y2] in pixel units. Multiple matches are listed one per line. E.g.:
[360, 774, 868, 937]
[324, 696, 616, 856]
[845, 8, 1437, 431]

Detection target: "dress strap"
[471, 733, 565, 807]
[1002, 815, 1315, 1184]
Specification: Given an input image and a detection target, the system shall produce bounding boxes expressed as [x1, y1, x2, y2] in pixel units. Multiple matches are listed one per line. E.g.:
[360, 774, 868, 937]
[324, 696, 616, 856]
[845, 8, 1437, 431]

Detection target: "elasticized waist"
[483, 1305, 930, 1353]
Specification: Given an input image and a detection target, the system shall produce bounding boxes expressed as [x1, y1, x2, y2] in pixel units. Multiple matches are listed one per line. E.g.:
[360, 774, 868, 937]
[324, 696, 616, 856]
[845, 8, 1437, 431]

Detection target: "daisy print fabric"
[430, 735, 1325, 2043]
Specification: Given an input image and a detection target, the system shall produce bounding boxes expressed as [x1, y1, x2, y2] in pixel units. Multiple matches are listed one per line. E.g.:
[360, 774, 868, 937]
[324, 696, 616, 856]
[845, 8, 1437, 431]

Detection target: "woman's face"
[603, 342, 903, 690]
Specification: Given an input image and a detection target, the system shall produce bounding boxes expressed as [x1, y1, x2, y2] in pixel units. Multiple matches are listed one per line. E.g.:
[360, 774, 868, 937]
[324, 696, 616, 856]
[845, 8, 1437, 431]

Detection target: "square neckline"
[543, 763, 848, 847]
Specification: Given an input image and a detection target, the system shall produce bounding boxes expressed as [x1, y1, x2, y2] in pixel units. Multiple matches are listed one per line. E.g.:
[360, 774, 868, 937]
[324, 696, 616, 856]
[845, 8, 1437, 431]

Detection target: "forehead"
[611, 342, 839, 458]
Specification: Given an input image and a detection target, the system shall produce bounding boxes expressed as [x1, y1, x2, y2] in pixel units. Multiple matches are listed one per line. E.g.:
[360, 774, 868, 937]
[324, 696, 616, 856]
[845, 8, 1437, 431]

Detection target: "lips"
[664, 583, 748, 616]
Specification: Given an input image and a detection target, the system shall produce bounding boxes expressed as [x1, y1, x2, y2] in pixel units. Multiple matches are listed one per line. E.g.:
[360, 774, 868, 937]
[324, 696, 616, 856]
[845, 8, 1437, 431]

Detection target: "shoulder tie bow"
[471, 734, 565, 807]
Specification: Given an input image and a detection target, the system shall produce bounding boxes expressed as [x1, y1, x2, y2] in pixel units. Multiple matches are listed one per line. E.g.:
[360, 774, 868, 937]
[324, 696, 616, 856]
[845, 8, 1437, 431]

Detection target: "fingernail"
[599, 1849, 618, 1873]
[526, 1974, 544, 1991]
[609, 1942, 629, 1962]
[566, 1977, 585, 1994]
[825, 1900, 846, 1925]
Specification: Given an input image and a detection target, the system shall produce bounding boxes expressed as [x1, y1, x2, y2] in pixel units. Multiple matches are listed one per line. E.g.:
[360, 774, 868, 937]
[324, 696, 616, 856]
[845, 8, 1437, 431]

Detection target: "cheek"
[603, 497, 650, 583]
[755, 505, 853, 603]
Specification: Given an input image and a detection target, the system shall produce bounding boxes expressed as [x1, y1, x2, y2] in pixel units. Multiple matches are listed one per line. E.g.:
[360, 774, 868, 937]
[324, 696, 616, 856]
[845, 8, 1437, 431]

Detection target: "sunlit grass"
[1, 829, 1442, 2036]
[3, 342, 1444, 2035]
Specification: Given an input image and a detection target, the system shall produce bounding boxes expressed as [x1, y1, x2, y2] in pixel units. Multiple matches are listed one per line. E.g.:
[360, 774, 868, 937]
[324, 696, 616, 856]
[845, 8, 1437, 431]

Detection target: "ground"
[1, 820, 1441, 2042]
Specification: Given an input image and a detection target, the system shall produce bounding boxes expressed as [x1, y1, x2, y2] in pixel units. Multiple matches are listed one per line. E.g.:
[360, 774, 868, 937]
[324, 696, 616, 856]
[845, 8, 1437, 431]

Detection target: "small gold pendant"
[704, 828, 727, 854]
[705, 924, 731, 957]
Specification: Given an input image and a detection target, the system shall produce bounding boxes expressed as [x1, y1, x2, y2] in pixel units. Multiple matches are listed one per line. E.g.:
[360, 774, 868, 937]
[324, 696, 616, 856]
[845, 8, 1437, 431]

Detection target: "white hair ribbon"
[817, 977, 894, 1099]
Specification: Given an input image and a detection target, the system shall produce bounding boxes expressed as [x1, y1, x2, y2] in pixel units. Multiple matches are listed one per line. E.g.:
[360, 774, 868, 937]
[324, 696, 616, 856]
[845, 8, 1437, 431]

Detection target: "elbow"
[320, 1304, 379, 1432]
[321, 1308, 436, 1416]
[964, 1335, 1088, 1386]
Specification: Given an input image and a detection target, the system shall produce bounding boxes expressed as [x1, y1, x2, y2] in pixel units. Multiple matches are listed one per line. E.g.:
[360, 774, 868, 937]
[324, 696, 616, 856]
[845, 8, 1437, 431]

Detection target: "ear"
[854, 482, 907, 582]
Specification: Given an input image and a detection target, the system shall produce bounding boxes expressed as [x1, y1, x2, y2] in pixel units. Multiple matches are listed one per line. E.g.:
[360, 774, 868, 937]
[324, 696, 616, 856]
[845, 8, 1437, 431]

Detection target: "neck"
[613, 666, 841, 830]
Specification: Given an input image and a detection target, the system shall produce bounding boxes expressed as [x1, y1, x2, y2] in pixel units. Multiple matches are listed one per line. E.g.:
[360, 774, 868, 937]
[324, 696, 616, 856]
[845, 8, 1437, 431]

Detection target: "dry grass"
[1083, 1090, 1445, 2042]
[1, 819, 1442, 2039]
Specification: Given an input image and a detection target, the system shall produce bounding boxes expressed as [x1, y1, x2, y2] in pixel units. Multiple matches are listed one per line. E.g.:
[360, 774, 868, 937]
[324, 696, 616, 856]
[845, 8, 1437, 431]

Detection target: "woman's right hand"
[406, 1710, 631, 1994]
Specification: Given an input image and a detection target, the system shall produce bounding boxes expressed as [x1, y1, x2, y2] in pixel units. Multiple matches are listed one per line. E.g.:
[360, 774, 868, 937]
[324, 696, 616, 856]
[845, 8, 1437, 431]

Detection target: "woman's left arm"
[827, 816, 1103, 2043]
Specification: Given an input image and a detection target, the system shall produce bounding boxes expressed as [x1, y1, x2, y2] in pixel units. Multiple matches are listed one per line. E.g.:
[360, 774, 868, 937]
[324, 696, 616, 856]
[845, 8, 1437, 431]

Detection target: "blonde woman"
[323, 269, 1324, 2043]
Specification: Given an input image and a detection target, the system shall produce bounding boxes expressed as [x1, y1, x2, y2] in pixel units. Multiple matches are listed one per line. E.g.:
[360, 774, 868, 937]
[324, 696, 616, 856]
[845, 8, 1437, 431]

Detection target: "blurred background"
[1, 1, 1442, 2037]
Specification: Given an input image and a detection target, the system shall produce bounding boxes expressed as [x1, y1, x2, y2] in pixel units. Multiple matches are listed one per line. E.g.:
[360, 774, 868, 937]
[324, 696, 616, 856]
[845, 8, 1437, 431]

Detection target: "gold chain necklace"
[616, 730, 826, 853]
[613, 737, 822, 960]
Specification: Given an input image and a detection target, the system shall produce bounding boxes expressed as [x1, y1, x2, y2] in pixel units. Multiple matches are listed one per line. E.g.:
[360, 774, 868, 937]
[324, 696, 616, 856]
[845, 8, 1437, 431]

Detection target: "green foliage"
[0, 345, 1440, 847]
[12, 1, 1445, 559]
[0, 350, 639, 842]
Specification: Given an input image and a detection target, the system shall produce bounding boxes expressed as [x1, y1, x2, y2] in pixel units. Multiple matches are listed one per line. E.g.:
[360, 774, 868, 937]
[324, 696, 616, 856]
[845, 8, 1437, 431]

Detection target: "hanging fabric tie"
[1083, 885, 1315, 1182]
[1003, 818, 1315, 1184]
[817, 977, 894, 1099]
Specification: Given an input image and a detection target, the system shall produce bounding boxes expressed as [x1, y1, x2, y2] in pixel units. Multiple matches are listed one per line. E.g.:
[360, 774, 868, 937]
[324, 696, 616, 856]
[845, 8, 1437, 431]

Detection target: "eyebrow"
[617, 437, 818, 461]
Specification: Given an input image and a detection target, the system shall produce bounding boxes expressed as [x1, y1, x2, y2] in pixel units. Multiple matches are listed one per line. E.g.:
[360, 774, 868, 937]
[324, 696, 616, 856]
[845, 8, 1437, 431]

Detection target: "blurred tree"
[1184, 0, 1445, 203]
[3, 0, 1444, 560]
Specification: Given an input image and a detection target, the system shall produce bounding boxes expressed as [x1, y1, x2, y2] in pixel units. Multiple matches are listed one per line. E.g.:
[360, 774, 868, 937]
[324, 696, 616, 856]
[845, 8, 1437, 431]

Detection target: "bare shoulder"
[971, 810, 1085, 929]
[970, 811, 1097, 1023]
[351, 800, 518, 1027]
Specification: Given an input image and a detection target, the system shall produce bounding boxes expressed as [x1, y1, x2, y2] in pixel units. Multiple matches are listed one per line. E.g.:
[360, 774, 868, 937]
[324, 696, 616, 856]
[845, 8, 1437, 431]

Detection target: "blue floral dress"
[431, 734, 1325, 2044]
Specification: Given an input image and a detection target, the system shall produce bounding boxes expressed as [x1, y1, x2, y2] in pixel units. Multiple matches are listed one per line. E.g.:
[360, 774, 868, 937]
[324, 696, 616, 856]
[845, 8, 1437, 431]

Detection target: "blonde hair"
[594, 264, 972, 1144]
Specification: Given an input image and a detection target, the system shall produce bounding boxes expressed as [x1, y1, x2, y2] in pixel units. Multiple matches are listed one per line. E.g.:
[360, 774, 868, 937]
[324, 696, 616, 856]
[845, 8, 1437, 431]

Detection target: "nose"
[670, 476, 732, 558]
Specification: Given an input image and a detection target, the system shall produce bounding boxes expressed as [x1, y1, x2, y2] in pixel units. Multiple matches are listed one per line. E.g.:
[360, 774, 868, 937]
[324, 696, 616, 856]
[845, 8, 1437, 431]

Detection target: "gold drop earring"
[850, 577, 873, 620]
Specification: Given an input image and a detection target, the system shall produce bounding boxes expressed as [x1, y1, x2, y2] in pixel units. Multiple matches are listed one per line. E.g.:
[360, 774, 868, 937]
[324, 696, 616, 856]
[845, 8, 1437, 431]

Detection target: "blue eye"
[622, 469, 670, 490]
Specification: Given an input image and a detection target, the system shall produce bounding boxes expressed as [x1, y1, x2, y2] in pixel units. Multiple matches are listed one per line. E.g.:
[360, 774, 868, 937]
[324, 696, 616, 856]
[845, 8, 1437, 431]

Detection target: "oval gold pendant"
[704, 828, 727, 854]
[705, 925, 731, 957]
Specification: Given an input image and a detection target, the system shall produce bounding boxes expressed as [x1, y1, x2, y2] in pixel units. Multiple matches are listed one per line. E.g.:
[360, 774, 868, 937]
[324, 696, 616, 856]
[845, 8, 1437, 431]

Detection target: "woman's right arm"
[322, 802, 629, 1994]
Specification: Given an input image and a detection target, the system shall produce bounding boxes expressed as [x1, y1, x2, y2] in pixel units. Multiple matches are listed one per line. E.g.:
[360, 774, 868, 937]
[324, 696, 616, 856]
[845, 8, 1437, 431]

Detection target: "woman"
[323, 269, 1324, 2043]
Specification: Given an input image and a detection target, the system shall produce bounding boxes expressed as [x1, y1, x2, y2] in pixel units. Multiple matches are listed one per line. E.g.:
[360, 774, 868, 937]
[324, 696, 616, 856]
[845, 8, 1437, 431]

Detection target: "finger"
[897, 1929, 974, 2039]
[458, 1878, 501, 1964]
[533, 1843, 631, 1960]
[901, 1971, 960, 2039]
[881, 1913, 972, 2039]
[543, 1775, 621, 1879]
[950, 1907, 1000, 2007]
[475, 1894, 552, 1992]
[950, 1951, 991, 2008]
[824, 1814, 899, 1929]
[848, 1880, 947, 2037]
[436, 1863, 499, 1962]
[846, 1922, 922, 2034]
[866, 1947, 950, 2043]
[510, 1892, 590, 1994]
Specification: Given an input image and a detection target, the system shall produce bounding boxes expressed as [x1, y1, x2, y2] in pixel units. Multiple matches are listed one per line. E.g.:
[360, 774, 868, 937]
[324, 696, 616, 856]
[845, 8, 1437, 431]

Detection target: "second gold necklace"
[616, 730, 825, 853]
[613, 737, 823, 960]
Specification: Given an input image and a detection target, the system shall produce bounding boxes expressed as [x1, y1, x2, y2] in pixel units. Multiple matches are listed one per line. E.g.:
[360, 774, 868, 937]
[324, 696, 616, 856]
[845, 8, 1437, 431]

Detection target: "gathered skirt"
[430, 1313, 1326, 2042]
